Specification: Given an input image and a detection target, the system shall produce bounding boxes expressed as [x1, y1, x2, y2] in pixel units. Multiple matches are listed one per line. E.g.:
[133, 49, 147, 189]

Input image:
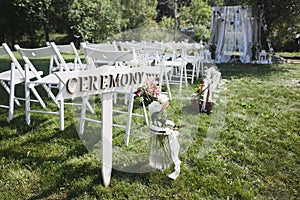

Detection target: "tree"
[120, 0, 158, 30]
[0, 1, 23, 46]
[13, 0, 54, 46]
[179, 0, 211, 41]
[159, 16, 175, 29]
[68, 0, 124, 43]
[157, 0, 191, 20]
[0, 0, 52, 47]
[0, 0, 73, 47]
[254, 0, 300, 50]
[0, 0, 298, 50]
[207, 0, 224, 6]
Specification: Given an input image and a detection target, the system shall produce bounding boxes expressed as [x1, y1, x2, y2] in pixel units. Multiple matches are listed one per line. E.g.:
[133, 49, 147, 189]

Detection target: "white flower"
[157, 94, 169, 104]
[149, 101, 163, 113]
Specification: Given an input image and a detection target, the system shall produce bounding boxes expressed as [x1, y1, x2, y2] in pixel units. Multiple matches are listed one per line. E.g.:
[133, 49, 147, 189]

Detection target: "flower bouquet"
[134, 76, 165, 107]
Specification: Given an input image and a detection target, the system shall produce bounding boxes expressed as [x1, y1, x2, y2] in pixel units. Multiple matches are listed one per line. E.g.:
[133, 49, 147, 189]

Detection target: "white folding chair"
[183, 42, 204, 84]
[85, 41, 119, 51]
[46, 42, 87, 92]
[258, 50, 267, 64]
[15, 44, 69, 130]
[80, 45, 148, 145]
[47, 41, 86, 73]
[0, 43, 44, 122]
[133, 44, 173, 100]
[163, 42, 188, 94]
[49, 42, 95, 115]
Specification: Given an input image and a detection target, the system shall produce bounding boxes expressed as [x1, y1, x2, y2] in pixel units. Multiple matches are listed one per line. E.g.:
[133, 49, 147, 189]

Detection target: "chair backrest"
[47, 42, 83, 71]
[82, 43, 135, 70]
[118, 42, 165, 66]
[49, 42, 73, 72]
[138, 46, 165, 66]
[164, 42, 186, 61]
[85, 41, 118, 51]
[14, 44, 59, 79]
[0, 43, 24, 75]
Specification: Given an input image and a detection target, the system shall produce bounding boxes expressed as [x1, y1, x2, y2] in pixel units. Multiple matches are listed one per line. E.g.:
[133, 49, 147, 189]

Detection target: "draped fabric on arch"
[209, 6, 260, 63]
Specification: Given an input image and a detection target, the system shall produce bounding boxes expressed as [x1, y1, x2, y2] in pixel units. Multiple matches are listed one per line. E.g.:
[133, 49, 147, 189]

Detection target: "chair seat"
[0, 70, 43, 84]
[31, 73, 59, 85]
[163, 59, 183, 66]
[139, 66, 172, 74]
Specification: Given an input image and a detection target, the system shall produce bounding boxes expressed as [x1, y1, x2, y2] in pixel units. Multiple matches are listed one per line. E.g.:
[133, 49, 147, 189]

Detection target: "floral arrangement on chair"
[191, 80, 214, 113]
[134, 76, 169, 107]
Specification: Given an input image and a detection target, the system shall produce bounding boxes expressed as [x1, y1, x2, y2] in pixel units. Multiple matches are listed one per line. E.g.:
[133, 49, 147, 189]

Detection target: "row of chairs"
[80, 42, 174, 146]
[0, 42, 82, 130]
[0, 41, 211, 145]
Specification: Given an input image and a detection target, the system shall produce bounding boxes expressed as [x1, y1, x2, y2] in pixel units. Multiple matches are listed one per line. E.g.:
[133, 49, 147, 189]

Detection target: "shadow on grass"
[0, 120, 99, 199]
[0, 110, 153, 199]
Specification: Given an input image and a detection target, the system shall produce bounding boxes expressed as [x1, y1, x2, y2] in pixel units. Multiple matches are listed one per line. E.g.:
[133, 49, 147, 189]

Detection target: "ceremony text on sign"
[66, 71, 144, 94]
[54, 66, 147, 99]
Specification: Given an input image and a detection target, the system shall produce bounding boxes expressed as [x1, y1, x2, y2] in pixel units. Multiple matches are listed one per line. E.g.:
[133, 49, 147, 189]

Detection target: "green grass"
[0, 57, 299, 199]
[277, 51, 300, 57]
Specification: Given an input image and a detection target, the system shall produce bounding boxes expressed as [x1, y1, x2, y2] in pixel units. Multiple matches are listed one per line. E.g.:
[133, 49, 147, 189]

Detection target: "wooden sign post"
[101, 92, 113, 186]
[54, 66, 146, 186]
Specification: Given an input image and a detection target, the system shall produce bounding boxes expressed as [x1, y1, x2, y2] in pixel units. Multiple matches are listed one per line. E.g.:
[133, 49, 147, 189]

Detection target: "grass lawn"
[0, 58, 299, 199]
[277, 52, 300, 57]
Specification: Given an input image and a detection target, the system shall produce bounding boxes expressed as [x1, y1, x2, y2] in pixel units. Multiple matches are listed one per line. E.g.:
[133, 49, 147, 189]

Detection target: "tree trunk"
[44, 23, 50, 42]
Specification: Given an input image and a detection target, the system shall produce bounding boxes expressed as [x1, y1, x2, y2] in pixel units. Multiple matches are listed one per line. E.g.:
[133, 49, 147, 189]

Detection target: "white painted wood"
[101, 93, 113, 187]
[0, 43, 44, 122]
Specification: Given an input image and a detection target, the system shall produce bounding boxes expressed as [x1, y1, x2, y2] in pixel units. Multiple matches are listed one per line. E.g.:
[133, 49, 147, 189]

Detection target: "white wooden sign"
[55, 66, 146, 100]
[55, 66, 147, 186]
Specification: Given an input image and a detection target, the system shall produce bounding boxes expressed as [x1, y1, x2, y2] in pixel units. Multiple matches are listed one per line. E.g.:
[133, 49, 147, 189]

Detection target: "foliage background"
[0, 0, 299, 51]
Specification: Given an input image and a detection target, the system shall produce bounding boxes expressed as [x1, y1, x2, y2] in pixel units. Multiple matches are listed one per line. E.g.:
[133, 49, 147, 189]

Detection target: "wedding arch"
[208, 5, 273, 63]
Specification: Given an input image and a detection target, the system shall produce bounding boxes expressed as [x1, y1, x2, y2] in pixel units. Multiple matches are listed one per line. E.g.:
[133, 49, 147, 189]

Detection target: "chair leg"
[25, 83, 30, 125]
[114, 93, 117, 104]
[163, 69, 172, 100]
[141, 101, 149, 125]
[0, 80, 21, 106]
[59, 99, 64, 131]
[184, 64, 188, 87]
[8, 64, 16, 122]
[8, 83, 15, 122]
[196, 59, 201, 79]
[191, 63, 196, 84]
[79, 96, 88, 134]
[179, 65, 183, 94]
[86, 100, 95, 114]
[42, 83, 58, 105]
[24, 64, 31, 125]
[201, 60, 204, 77]
[31, 87, 47, 108]
[124, 92, 134, 146]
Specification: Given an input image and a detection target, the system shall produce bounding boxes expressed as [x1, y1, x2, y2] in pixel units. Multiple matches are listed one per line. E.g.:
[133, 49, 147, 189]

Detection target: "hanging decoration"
[208, 5, 273, 64]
